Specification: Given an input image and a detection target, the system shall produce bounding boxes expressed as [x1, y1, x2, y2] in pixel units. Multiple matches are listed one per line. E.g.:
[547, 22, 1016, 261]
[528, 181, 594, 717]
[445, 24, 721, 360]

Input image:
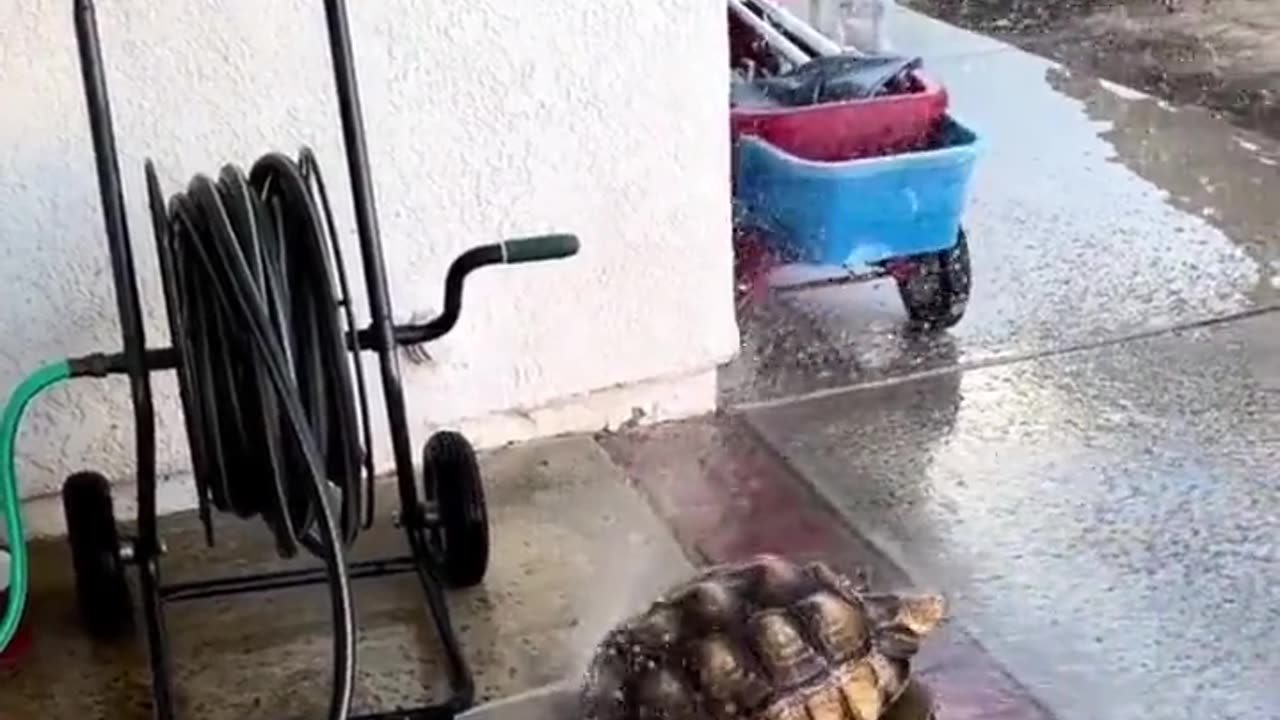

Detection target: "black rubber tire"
[422, 431, 489, 588]
[895, 228, 971, 331]
[61, 471, 133, 641]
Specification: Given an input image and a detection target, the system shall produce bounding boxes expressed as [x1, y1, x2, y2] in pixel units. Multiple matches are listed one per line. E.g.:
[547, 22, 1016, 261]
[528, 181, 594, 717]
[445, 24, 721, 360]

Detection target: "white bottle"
[810, 0, 895, 54]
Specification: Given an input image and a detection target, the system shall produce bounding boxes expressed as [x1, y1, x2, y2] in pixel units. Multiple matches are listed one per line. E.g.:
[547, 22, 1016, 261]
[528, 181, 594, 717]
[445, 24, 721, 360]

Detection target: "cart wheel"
[895, 228, 971, 331]
[422, 431, 489, 588]
[62, 471, 133, 641]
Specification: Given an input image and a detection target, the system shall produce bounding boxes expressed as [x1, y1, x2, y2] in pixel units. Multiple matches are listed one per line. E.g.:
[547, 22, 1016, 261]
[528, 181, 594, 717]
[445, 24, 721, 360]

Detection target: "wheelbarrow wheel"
[422, 430, 489, 588]
[895, 228, 971, 331]
[62, 471, 133, 641]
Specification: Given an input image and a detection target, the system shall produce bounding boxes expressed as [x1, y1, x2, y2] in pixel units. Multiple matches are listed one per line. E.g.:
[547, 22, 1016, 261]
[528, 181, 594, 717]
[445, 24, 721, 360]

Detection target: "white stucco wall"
[0, 1, 739, 534]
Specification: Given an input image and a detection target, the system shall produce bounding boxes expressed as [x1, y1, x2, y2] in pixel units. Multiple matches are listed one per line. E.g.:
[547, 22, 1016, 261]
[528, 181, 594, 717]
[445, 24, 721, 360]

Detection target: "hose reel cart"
[22, 2, 579, 718]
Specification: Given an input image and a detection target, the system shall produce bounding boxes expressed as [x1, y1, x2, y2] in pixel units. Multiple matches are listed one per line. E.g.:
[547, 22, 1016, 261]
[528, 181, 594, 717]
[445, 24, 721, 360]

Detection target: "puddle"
[1046, 66, 1280, 303]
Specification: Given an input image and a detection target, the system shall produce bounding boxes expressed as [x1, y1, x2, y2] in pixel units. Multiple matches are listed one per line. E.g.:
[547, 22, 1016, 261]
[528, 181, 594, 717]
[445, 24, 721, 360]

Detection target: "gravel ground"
[900, 0, 1280, 137]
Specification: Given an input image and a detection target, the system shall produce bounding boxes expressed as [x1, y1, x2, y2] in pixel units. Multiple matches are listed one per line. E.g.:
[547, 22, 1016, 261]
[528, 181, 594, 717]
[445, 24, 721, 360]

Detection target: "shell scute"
[580, 555, 945, 720]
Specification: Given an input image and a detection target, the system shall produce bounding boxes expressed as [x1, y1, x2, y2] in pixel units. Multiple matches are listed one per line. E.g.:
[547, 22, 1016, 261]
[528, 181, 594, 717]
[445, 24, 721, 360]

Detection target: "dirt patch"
[901, 0, 1280, 137]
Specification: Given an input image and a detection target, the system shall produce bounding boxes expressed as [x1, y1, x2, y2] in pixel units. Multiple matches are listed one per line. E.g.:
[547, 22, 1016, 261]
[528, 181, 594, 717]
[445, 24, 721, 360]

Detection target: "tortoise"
[579, 554, 946, 720]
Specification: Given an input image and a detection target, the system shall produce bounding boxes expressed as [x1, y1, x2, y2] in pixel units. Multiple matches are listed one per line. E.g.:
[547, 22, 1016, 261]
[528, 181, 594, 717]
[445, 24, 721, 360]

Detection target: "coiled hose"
[0, 361, 73, 654]
[151, 148, 369, 554]
[146, 148, 362, 719]
[0, 151, 364, 716]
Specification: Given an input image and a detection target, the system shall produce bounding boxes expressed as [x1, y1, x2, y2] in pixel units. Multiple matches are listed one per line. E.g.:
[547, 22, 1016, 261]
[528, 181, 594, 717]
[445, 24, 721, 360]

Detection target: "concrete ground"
[899, 0, 1280, 138]
[0, 421, 1044, 720]
[6, 8, 1280, 720]
[721, 7, 1280, 720]
[745, 314, 1280, 720]
[0, 438, 697, 719]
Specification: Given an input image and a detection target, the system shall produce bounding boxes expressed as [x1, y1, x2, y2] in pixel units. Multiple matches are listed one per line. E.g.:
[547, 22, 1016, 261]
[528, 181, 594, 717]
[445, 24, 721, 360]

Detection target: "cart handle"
[392, 233, 581, 346]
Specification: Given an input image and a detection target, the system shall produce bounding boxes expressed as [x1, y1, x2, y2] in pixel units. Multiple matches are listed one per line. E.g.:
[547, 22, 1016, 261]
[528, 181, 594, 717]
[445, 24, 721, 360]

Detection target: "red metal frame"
[729, 8, 786, 76]
[0, 585, 31, 668]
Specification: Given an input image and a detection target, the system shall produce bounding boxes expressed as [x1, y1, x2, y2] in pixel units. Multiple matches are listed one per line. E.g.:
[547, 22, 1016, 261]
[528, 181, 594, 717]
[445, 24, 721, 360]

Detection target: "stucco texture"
[0, 1, 738, 504]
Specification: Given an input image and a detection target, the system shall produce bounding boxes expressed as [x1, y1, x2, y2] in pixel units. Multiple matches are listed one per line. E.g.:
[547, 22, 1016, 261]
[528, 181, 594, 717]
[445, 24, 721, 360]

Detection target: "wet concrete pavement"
[601, 416, 1057, 720]
[721, 8, 1280, 407]
[720, 8, 1280, 720]
[1, 415, 1044, 720]
[744, 313, 1280, 720]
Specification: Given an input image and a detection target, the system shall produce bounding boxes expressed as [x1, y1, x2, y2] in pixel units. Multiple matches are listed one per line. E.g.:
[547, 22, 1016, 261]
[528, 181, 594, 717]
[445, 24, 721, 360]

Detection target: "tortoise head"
[862, 592, 948, 660]
[806, 560, 946, 639]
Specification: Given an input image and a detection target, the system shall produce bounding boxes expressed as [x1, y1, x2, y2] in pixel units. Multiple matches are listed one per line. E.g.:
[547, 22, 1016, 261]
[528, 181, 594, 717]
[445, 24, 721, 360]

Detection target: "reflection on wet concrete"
[1047, 66, 1280, 304]
[720, 290, 961, 405]
[744, 311, 1280, 720]
[839, 41, 1260, 355]
[600, 414, 1055, 720]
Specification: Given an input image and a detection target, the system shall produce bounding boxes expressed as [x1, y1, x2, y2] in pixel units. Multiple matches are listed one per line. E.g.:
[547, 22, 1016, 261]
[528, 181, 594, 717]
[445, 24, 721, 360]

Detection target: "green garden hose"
[0, 360, 72, 653]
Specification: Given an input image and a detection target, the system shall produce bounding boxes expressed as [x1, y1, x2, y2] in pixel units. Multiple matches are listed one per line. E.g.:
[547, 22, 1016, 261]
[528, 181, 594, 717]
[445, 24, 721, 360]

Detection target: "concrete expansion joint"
[732, 302, 1280, 414]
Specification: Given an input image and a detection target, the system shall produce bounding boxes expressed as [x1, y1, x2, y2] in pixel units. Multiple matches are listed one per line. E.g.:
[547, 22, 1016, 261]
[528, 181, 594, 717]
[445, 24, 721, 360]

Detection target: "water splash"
[460, 530, 687, 720]
[564, 529, 686, 678]
[456, 681, 579, 720]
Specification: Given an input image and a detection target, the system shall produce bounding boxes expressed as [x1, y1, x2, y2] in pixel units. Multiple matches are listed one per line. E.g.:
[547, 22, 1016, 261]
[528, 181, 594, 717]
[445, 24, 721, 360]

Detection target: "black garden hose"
[146, 149, 365, 720]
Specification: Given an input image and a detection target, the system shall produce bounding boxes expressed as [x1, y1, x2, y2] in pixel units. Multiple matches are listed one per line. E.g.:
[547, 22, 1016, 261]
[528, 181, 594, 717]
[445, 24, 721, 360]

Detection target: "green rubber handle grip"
[501, 233, 580, 264]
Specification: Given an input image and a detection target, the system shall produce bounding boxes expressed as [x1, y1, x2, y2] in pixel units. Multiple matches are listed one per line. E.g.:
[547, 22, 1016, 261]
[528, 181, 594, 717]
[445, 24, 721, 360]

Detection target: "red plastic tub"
[727, 6, 949, 162]
[730, 71, 949, 162]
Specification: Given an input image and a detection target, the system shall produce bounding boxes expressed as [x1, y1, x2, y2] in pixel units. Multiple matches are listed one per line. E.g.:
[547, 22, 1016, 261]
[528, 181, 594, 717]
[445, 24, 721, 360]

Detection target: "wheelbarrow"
[732, 114, 981, 330]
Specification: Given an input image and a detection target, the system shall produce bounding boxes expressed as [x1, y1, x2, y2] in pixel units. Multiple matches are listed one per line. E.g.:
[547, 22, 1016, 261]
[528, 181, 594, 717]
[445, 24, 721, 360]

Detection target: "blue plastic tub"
[732, 114, 981, 268]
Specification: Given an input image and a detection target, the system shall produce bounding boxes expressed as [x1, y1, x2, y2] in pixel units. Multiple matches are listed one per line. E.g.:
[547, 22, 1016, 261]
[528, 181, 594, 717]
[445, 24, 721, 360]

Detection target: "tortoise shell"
[580, 554, 945, 720]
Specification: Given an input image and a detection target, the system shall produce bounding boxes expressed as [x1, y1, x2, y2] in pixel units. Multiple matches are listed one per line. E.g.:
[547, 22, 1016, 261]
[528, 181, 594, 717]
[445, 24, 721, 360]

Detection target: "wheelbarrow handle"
[501, 233, 581, 263]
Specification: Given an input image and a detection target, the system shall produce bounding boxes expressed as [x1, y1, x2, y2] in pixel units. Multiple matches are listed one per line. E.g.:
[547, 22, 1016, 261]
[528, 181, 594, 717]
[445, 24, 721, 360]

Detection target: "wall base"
[11, 366, 719, 540]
